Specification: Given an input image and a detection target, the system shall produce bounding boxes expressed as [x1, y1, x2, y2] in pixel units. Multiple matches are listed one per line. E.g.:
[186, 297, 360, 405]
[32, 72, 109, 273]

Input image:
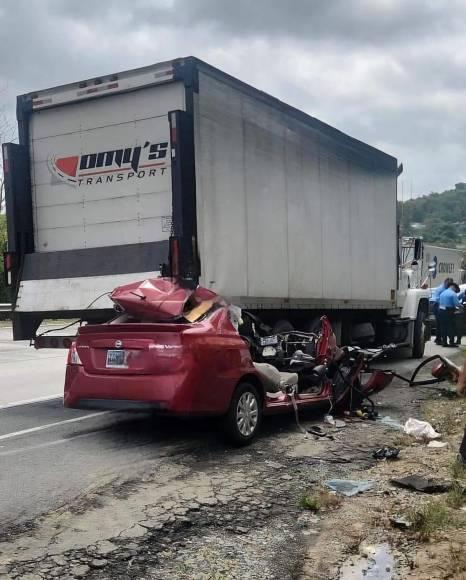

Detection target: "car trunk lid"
[76, 323, 189, 375]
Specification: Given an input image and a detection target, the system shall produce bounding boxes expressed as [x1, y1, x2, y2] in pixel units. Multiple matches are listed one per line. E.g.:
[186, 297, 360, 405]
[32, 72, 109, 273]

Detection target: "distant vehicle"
[3, 56, 429, 356]
[424, 244, 464, 286]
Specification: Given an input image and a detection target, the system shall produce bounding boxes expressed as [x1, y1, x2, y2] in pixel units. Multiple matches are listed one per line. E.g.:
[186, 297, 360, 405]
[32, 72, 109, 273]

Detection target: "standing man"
[439, 280, 461, 347]
[456, 364, 465, 466]
[453, 284, 465, 346]
[431, 277, 454, 345]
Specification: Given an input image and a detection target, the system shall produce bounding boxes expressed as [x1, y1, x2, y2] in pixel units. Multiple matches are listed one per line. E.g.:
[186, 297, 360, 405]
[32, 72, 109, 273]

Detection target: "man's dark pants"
[439, 308, 456, 346]
[460, 428, 466, 462]
[433, 302, 441, 342]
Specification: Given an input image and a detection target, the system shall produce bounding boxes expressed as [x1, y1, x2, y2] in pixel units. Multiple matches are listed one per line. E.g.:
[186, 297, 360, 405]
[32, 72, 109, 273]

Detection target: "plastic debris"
[380, 416, 404, 430]
[390, 515, 412, 530]
[324, 415, 346, 428]
[324, 414, 336, 426]
[427, 440, 448, 449]
[404, 418, 441, 441]
[391, 474, 452, 494]
[308, 426, 334, 440]
[325, 479, 375, 497]
[373, 447, 400, 460]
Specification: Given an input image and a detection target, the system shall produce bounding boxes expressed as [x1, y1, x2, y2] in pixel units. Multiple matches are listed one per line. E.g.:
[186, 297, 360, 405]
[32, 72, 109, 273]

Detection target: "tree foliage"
[0, 214, 9, 302]
[398, 186, 466, 247]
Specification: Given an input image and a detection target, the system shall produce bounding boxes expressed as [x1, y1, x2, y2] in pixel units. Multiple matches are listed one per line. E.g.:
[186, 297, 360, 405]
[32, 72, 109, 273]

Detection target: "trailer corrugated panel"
[194, 68, 397, 307]
[30, 83, 184, 252]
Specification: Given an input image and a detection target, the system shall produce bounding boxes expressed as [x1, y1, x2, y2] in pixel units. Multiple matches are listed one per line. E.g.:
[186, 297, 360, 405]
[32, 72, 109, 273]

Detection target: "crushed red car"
[64, 278, 395, 444]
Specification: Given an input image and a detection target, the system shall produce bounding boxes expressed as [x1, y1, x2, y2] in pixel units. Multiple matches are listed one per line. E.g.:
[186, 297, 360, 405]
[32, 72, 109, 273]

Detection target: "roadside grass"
[392, 433, 414, 448]
[408, 500, 450, 540]
[450, 458, 466, 480]
[300, 489, 341, 512]
[422, 400, 462, 436]
[446, 482, 465, 509]
[449, 541, 466, 576]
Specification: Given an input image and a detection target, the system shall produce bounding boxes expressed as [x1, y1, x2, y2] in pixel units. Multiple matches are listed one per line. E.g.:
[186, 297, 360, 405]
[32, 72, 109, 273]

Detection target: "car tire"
[224, 382, 262, 446]
[412, 310, 426, 359]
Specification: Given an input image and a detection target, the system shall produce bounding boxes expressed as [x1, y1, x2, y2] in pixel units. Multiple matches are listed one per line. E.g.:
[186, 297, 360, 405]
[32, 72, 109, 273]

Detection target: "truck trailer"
[2, 56, 430, 355]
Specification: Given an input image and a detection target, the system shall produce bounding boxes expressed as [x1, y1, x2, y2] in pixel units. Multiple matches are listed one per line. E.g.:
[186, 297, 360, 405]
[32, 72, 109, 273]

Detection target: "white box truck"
[2, 57, 430, 355]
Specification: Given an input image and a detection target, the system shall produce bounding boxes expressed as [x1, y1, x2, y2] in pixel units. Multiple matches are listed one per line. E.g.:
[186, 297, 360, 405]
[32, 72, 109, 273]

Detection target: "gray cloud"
[2, 0, 466, 195]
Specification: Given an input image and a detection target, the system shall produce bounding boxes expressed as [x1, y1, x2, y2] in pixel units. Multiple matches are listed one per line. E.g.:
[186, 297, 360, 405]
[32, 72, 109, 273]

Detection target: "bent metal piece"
[409, 355, 461, 387]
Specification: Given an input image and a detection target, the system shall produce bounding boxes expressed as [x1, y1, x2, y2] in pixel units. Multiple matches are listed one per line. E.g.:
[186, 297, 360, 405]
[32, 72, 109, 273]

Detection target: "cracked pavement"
[0, 338, 462, 579]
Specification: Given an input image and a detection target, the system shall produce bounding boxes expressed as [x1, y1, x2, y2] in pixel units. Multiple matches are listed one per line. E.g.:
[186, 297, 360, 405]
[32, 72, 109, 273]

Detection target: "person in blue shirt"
[431, 278, 454, 344]
[439, 281, 461, 347]
[454, 284, 466, 346]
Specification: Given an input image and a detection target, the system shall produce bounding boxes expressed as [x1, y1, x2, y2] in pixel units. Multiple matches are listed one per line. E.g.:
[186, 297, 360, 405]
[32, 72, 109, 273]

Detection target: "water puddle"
[339, 543, 394, 579]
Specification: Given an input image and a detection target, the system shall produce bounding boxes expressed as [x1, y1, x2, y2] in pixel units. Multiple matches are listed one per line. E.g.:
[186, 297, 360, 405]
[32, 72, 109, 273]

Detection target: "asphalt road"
[0, 325, 461, 529]
[0, 325, 66, 406]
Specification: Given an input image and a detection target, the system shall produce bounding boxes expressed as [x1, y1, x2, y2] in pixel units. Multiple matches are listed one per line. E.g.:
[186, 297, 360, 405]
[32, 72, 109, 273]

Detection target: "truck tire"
[224, 382, 262, 446]
[273, 320, 294, 334]
[412, 310, 426, 359]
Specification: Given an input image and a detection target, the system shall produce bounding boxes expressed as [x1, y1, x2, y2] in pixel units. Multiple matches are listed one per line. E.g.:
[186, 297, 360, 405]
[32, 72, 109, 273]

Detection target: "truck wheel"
[273, 320, 294, 334]
[224, 382, 262, 445]
[412, 310, 426, 359]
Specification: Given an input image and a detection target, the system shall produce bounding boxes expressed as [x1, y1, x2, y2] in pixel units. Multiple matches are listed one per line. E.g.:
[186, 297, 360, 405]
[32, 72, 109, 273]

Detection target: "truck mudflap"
[34, 335, 76, 349]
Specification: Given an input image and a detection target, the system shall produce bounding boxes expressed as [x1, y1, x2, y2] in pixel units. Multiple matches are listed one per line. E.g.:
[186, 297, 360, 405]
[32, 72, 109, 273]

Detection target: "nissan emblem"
[115, 340, 123, 348]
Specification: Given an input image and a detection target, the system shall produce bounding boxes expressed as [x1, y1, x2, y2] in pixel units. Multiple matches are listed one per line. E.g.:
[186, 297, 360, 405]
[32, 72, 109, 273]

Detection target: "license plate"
[260, 335, 278, 346]
[106, 349, 127, 368]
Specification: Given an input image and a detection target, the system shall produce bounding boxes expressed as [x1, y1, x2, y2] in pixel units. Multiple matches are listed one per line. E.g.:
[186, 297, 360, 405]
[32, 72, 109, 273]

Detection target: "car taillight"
[68, 343, 82, 365]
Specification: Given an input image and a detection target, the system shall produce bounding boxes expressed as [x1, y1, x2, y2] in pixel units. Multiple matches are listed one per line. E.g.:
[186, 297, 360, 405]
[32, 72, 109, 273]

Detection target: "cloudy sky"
[1, 0, 466, 197]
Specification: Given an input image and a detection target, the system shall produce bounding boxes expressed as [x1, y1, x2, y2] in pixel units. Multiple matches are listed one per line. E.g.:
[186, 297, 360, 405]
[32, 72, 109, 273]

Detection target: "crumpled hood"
[110, 277, 220, 321]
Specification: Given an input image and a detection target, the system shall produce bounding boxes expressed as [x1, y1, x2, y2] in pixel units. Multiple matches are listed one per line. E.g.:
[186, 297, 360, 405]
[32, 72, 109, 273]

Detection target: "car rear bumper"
[70, 398, 168, 411]
[63, 365, 231, 415]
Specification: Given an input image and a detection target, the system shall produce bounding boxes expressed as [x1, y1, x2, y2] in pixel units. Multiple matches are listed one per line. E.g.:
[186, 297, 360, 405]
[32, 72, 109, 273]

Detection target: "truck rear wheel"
[224, 382, 262, 446]
[411, 310, 426, 359]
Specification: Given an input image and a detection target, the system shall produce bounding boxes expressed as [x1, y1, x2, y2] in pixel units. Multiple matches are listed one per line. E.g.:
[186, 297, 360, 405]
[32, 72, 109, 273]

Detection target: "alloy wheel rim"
[236, 391, 259, 436]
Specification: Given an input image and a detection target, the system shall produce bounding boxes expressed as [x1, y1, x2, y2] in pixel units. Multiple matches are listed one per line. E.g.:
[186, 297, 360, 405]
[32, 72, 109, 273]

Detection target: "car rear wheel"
[224, 382, 262, 445]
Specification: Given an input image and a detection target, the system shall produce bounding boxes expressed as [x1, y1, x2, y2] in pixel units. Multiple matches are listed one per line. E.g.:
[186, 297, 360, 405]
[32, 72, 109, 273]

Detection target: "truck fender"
[400, 289, 430, 320]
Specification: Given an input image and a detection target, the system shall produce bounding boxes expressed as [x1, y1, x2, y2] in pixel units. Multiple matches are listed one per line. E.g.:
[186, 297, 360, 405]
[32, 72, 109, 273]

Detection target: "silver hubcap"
[236, 391, 259, 437]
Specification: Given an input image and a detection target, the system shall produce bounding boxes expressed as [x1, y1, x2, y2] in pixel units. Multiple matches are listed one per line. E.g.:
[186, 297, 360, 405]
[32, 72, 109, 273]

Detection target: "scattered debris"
[324, 414, 336, 426]
[308, 426, 330, 438]
[391, 474, 452, 494]
[323, 415, 346, 428]
[427, 440, 448, 449]
[325, 479, 375, 497]
[372, 447, 400, 460]
[390, 515, 412, 530]
[404, 417, 441, 441]
[355, 406, 379, 420]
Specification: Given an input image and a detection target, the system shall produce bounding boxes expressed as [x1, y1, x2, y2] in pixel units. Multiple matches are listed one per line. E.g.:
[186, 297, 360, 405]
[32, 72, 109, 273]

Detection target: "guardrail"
[0, 304, 12, 312]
